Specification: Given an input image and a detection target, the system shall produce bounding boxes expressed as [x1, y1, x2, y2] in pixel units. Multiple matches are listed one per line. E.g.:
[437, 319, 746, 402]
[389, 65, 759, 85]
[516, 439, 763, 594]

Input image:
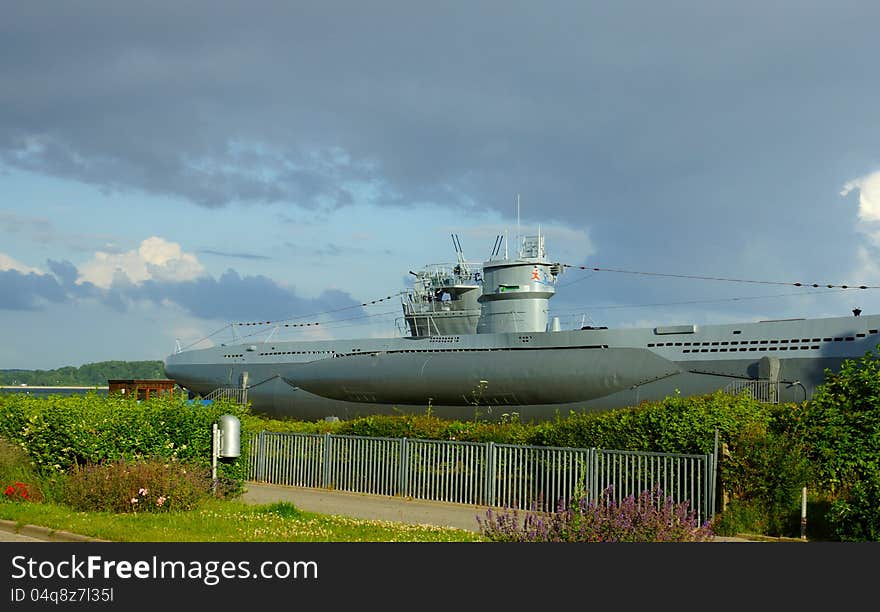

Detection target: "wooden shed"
[108, 379, 177, 400]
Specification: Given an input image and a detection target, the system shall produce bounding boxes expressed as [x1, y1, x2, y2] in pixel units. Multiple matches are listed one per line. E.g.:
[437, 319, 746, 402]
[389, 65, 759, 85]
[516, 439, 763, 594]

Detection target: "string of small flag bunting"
[561, 264, 879, 290]
[233, 292, 405, 328]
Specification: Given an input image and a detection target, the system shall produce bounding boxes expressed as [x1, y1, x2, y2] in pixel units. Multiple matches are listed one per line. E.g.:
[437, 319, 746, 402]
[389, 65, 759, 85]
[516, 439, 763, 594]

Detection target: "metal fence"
[246, 431, 717, 524]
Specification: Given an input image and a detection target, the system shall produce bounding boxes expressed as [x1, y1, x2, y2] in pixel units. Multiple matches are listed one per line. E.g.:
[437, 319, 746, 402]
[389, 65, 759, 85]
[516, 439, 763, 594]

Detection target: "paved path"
[0, 529, 47, 542]
[0, 520, 102, 542]
[240, 482, 490, 532]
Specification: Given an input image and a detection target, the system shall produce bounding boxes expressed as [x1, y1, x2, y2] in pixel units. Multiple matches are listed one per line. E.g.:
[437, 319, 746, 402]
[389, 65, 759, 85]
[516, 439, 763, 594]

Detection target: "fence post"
[712, 428, 719, 518]
[257, 430, 266, 482]
[485, 442, 495, 507]
[702, 453, 710, 525]
[590, 448, 598, 502]
[322, 433, 332, 489]
[398, 437, 409, 497]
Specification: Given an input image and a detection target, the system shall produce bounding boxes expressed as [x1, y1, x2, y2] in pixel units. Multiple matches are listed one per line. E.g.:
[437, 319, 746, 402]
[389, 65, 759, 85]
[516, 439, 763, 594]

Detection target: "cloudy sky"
[2, 1, 879, 370]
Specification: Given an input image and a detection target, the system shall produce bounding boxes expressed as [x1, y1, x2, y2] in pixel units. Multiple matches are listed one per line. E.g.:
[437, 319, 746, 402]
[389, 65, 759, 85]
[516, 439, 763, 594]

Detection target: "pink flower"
[138, 487, 148, 496]
[130, 498, 138, 504]
[156, 496, 166, 507]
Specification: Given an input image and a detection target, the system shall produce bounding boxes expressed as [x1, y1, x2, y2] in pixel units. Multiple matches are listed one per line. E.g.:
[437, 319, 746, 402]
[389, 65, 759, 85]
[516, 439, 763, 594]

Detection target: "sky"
[1, 1, 879, 370]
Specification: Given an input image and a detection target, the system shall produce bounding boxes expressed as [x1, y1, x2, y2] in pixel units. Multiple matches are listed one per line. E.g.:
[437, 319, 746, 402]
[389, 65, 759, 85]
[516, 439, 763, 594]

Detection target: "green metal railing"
[245, 431, 716, 524]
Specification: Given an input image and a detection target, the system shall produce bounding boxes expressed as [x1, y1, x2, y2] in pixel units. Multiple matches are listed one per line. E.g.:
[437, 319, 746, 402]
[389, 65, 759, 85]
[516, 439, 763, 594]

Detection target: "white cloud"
[843, 171, 880, 292]
[0, 252, 42, 274]
[854, 245, 880, 284]
[77, 236, 205, 288]
[842, 170, 880, 223]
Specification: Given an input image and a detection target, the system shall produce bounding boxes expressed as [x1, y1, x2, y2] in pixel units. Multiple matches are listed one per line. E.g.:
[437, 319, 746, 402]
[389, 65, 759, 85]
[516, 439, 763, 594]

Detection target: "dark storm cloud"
[0, 259, 103, 311]
[46, 259, 100, 300]
[0, 269, 66, 310]
[134, 269, 361, 322]
[2, 0, 879, 307]
[0, 258, 361, 323]
[46, 259, 78, 287]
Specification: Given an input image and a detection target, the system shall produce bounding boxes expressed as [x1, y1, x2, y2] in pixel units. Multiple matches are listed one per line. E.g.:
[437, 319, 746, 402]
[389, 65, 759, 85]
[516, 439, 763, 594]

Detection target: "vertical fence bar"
[258, 431, 265, 481]
[485, 442, 495, 507]
[398, 437, 408, 497]
[321, 433, 331, 488]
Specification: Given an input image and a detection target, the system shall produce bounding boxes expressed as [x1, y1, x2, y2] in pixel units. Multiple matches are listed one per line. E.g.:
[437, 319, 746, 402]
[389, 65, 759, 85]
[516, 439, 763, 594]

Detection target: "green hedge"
[0, 392, 249, 486]
[253, 390, 773, 454]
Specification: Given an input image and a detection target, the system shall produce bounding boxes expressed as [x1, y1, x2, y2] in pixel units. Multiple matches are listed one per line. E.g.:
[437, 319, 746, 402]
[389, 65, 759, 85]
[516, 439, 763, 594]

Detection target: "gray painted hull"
[163, 313, 880, 421]
[290, 347, 680, 405]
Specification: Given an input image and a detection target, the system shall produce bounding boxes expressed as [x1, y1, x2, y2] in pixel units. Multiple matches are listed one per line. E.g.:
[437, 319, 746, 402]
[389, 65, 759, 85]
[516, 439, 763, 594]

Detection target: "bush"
[332, 413, 532, 444]
[0, 436, 47, 503]
[524, 391, 774, 454]
[477, 485, 714, 542]
[719, 425, 812, 537]
[797, 348, 880, 492]
[62, 458, 212, 513]
[0, 393, 249, 493]
[826, 474, 880, 541]
[791, 348, 880, 540]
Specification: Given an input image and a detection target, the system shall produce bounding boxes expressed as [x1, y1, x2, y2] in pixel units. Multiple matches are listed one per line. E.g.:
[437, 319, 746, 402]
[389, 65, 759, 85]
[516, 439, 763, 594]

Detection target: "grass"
[0, 436, 480, 542]
[0, 498, 483, 542]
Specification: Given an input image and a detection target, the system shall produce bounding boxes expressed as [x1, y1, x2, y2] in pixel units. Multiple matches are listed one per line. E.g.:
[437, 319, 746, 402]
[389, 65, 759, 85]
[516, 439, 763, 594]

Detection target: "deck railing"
[204, 386, 248, 405]
[724, 379, 779, 403]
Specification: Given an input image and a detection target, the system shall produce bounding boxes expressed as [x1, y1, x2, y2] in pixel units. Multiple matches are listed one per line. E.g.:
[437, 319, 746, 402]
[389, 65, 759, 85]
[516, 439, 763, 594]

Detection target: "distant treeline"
[0, 361, 166, 386]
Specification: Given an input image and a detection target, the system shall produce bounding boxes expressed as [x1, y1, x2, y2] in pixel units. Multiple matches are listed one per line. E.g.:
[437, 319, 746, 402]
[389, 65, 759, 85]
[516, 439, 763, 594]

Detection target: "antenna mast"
[451, 233, 468, 273]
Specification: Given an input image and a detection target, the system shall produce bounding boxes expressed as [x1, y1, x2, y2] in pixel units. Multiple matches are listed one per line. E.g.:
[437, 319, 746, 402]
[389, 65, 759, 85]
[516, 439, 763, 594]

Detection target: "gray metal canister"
[218, 414, 241, 458]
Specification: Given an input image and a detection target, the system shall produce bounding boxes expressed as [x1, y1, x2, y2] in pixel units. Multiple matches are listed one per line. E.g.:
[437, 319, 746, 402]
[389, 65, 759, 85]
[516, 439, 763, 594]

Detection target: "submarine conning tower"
[476, 232, 563, 334]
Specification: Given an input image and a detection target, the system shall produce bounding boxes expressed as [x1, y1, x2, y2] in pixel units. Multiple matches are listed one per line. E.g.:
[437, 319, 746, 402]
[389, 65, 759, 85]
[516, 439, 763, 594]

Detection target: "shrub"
[791, 348, 880, 540]
[477, 485, 713, 542]
[719, 425, 812, 537]
[826, 474, 880, 542]
[524, 391, 774, 454]
[796, 348, 880, 490]
[0, 393, 249, 493]
[0, 436, 47, 503]
[796, 348, 880, 489]
[62, 458, 212, 513]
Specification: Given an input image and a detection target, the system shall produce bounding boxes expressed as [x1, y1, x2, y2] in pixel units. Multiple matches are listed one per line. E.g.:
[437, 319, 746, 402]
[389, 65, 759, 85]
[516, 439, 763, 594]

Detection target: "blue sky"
[1, 1, 879, 370]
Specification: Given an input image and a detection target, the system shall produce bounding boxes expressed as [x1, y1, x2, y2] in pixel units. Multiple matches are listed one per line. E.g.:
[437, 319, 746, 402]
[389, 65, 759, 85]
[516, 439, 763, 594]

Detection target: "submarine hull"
[290, 347, 681, 405]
